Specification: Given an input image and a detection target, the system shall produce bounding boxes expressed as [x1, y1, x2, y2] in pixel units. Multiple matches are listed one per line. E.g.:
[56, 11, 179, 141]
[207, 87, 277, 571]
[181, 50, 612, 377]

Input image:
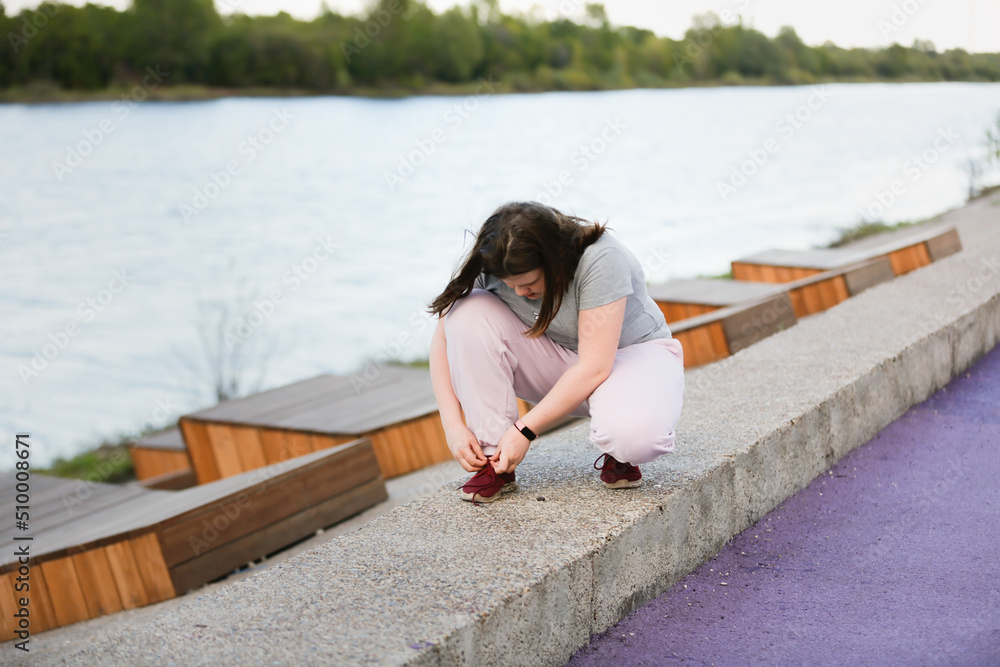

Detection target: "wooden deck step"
[129, 427, 193, 484]
[670, 292, 797, 368]
[731, 225, 961, 282]
[653, 256, 894, 323]
[178, 366, 449, 484]
[0, 439, 387, 641]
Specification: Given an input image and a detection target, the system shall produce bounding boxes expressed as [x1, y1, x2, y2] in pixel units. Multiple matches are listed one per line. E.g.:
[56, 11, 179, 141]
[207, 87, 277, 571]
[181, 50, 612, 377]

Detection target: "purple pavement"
[569, 343, 1000, 667]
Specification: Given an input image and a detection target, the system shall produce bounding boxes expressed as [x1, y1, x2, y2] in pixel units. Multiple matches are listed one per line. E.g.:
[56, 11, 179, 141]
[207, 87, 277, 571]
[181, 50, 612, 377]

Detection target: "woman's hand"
[490, 425, 532, 475]
[445, 422, 488, 472]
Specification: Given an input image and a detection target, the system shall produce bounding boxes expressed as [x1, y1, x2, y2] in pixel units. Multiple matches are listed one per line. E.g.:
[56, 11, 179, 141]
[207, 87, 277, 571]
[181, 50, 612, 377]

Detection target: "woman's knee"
[589, 406, 680, 465]
[446, 289, 500, 325]
[444, 289, 521, 341]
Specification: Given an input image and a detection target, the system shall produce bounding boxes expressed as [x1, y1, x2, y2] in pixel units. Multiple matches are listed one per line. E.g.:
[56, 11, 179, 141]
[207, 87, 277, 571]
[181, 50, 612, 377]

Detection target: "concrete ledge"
[39, 227, 1000, 666]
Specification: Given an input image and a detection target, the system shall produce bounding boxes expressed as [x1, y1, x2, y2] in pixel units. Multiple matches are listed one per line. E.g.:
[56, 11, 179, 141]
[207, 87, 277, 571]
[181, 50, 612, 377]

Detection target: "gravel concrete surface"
[569, 339, 1000, 666]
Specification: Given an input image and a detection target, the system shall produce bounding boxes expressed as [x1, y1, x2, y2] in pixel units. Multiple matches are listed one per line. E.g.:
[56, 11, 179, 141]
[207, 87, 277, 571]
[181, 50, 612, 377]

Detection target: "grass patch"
[825, 219, 919, 248]
[386, 357, 430, 368]
[38, 440, 136, 484]
[694, 270, 733, 280]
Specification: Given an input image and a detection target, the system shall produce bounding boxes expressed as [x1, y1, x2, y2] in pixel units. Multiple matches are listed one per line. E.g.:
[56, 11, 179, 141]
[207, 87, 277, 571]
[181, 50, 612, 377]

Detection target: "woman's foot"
[459, 463, 517, 502]
[593, 453, 642, 488]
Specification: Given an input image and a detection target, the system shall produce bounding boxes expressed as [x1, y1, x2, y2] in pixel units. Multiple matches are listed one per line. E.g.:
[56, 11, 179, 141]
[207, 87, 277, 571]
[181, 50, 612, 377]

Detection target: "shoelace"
[593, 452, 620, 471]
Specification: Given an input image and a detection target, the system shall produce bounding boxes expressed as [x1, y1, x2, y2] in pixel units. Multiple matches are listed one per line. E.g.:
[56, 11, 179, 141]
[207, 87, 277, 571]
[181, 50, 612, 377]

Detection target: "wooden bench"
[670, 292, 797, 368]
[731, 225, 961, 283]
[177, 366, 453, 484]
[653, 256, 894, 322]
[648, 279, 787, 323]
[0, 439, 386, 640]
[129, 427, 194, 488]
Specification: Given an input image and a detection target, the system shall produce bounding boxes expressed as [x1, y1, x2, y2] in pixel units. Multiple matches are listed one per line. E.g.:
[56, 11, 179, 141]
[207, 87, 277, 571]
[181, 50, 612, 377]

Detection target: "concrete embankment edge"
[39, 228, 1000, 666]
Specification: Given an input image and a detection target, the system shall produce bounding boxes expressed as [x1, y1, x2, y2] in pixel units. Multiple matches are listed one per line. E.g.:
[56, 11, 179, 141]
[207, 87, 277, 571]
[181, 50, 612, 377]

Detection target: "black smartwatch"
[514, 418, 537, 441]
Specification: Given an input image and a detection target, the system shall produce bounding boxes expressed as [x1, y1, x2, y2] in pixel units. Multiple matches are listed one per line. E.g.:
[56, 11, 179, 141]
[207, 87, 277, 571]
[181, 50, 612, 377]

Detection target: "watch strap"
[515, 418, 537, 441]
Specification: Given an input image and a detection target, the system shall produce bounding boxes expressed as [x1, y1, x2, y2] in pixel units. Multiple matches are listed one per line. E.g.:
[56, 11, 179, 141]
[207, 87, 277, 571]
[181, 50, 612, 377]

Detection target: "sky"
[4, 0, 1000, 53]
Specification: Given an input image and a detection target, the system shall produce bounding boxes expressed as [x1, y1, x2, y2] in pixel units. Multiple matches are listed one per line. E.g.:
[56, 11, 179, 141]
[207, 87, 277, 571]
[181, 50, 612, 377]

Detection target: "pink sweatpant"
[443, 289, 685, 465]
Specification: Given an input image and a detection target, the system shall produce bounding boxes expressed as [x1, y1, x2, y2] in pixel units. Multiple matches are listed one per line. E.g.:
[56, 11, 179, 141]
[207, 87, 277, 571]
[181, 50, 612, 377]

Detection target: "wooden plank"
[0, 571, 21, 642]
[730, 262, 749, 281]
[286, 432, 314, 460]
[233, 426, 268, 471]
[131, 533, 175, 604]
[157, 443, 379, 567]
[888, 243, 931, 275]
[138, 468, 198, 491]
[723, 294, 796, 354]
[797, 283, 821, 316]
[35, 557, 90, 625]
[926, 228, 962, 260]
[368, 429, 400, 479]
[207, 423, 244, 479]
[844, 256, 894, 295]
[673, 324, 728, 369]
[28, 565, 59, 633]
[131, 448, 191, 481]
[382, 425, 408, 478]
[258, 428, 287, 464]
[181, 418, 220, 484]
[830, 275, 850, 307]
[393, 422, 418, 476]
[169, 476, 388, 595]
[105, 540, 150, 609]
[73, 546, 125, 617]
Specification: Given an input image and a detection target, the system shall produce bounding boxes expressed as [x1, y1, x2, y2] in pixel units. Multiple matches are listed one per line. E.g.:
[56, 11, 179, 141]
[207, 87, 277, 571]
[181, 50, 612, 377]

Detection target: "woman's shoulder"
[578, 229, 633, 267]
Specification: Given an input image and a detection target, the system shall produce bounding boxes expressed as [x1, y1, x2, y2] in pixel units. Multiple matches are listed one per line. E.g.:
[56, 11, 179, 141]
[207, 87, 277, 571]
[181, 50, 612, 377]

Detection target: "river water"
[2, 81, 999, 467]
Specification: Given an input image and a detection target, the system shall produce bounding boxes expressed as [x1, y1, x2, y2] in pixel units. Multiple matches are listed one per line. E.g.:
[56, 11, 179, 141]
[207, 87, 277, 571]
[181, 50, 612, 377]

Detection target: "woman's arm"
[429, 316, 488, 471]
[491, 296, 626, 473]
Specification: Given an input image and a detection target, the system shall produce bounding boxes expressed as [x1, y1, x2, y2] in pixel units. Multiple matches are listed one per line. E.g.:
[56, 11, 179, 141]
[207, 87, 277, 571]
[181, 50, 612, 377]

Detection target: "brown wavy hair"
[427, 201, 608, 338]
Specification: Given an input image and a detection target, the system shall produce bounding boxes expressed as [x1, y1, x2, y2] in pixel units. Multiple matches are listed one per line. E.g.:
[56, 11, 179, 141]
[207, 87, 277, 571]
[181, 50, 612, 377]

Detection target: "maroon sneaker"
[459, 463, 517, 503]
[593, 453, 642, 489]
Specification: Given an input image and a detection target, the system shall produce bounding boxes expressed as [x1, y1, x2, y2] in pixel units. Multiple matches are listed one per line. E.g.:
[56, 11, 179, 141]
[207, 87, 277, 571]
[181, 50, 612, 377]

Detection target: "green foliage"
[2, 1, 999, 95]
[826, 220, 917, 248]
[37, 441, 136, 484]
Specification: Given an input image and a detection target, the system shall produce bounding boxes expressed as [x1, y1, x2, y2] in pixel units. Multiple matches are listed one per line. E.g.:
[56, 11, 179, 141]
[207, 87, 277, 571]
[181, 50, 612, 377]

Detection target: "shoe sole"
[460, 481, 518, 503]
[601, 478, 642, 489]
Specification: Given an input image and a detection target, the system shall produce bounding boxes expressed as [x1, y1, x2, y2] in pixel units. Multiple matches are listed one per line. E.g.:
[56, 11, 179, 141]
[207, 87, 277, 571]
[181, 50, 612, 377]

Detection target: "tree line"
[2, 0, 999, 95]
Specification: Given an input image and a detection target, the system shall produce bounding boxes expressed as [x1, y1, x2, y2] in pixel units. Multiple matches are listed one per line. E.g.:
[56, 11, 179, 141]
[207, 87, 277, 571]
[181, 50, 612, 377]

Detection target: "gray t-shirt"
[474, 230, 672, 352]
